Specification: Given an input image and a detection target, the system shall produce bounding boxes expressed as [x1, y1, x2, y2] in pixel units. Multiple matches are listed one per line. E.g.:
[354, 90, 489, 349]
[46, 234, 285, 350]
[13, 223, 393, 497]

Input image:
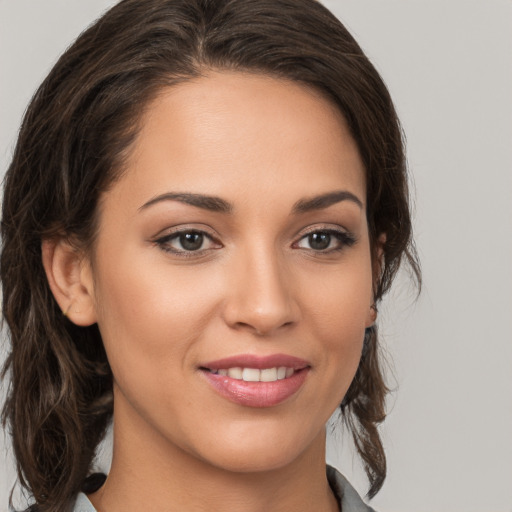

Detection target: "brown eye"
[179, 232, 204, 251]
[155, 229, 221, 255]
[295, 229, 356, 252]
[309, 232, 331, 250]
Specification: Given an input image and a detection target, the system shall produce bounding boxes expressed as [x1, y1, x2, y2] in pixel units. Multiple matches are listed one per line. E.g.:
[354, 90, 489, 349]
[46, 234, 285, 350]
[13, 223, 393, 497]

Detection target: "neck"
[89, 395, 338, 512]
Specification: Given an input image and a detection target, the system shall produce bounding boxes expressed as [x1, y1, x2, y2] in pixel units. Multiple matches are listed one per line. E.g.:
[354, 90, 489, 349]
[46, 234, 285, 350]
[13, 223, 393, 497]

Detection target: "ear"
[41, 238, 97, 326]
[365, 233, 386, 328]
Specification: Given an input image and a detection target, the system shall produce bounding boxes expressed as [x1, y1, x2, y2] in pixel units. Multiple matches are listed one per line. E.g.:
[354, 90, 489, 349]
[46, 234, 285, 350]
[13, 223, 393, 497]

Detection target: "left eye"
[295, 230, 354, 252]
[156, 230, 219, 254]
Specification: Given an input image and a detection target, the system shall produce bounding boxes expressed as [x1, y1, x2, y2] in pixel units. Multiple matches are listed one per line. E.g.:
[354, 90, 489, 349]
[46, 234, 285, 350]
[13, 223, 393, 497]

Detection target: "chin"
[189, 422, 326, 475]
[206, 447, 304, 474]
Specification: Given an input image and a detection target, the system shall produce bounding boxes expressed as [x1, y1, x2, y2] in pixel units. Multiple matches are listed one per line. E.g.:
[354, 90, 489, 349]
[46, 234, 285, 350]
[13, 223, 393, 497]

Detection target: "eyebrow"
[139, 192, 232, 213]
[292, 190, 363, 213]
[139, 189, 363, 214]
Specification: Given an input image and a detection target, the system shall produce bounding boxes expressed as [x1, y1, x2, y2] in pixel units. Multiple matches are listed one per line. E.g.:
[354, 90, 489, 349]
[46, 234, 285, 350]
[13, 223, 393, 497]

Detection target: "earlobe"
[41, 238, 97, 326]
[365, 302, 378, 328]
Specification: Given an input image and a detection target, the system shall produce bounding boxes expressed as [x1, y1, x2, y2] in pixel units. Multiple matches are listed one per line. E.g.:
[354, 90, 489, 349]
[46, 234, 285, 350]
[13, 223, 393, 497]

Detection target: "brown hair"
[1, 0, 420, 510]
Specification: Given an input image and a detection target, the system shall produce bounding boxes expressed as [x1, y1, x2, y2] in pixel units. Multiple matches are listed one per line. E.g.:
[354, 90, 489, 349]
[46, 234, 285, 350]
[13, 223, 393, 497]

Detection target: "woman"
[1, 0, 420, 511]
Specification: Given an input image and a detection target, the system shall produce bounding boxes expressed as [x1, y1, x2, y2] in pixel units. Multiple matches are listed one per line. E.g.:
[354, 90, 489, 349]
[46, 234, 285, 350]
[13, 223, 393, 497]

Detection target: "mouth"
[199, 354, 310, 408]
[205, 366, 297, 382]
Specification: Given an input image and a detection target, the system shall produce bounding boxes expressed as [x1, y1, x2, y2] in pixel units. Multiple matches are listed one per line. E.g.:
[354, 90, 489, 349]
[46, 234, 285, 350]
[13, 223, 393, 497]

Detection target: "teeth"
[260, 368, 277, 382]
[242, 368, 260, 382]
[227, 367, 243, 379]
[212, 366, 296, 382]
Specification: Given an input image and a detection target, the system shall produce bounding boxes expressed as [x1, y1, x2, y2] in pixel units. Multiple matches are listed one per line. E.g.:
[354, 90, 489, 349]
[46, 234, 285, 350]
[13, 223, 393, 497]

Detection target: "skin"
[43, 72, 376, 512]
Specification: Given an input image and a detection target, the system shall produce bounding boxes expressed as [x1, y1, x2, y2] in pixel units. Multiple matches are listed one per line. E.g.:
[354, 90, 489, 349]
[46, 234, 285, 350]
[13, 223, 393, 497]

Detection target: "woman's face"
[85, 72, 375, 472]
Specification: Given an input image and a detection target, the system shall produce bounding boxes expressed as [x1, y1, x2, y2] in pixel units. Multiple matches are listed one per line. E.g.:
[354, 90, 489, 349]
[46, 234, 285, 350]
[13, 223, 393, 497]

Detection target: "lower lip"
[201, 369, 309, 408]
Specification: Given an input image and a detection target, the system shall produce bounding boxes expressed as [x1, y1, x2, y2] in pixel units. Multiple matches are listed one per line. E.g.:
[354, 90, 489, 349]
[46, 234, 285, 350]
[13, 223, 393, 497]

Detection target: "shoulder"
[327, 465, 378, 512]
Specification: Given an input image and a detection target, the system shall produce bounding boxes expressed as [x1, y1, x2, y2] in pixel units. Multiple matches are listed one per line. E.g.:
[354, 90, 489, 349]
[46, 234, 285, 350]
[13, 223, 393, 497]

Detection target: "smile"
[208, 367, 295, 382]
[200, 354, 310, 408]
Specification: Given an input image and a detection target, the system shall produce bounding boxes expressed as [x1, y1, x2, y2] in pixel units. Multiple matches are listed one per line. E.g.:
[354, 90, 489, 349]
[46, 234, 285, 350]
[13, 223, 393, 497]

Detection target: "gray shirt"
[72, 466, 376, 512]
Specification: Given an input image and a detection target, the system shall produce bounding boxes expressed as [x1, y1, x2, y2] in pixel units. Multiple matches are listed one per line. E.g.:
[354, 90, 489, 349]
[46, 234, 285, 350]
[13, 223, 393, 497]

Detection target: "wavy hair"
[1, 0, 420, 510]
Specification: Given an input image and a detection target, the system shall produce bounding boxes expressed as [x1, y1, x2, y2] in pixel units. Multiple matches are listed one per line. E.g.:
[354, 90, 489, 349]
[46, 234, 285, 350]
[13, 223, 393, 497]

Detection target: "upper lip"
[201, 353, 310, 370]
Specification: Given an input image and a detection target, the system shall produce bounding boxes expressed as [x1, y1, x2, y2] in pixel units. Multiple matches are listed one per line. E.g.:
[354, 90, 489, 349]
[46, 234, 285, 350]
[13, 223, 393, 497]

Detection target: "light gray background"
[1, 1, 511, 511]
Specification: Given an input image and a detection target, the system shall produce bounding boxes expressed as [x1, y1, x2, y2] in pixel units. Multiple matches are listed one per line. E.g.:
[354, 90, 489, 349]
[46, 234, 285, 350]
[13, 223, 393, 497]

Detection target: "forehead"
[115, 71, 366, 209]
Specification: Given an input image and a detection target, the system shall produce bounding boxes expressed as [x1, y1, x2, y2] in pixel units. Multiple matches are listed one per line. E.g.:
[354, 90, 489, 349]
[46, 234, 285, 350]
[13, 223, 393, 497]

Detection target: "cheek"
[305, 255, 373, 331]
[301, 255, 373, 392]
[90, 246, 222, 381]
[90, 258, 225, 441]
[91, 251, 257, 411]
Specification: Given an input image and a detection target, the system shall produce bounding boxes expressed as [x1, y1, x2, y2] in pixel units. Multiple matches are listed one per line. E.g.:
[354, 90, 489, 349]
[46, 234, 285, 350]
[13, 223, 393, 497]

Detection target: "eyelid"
[292, 224, 357, 252]
[152, 223, 218, 240]
[294, 223, 354, 239]
[152, 225, 222, 256]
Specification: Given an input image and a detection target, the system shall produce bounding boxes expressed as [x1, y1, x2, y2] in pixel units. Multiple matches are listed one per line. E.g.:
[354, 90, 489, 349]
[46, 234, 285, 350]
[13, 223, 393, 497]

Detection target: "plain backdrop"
[1, 1, 511, 511]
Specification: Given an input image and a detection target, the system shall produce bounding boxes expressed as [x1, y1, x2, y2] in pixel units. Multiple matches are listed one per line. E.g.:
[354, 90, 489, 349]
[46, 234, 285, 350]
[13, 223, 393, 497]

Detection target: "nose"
[222, 246, 300, 336]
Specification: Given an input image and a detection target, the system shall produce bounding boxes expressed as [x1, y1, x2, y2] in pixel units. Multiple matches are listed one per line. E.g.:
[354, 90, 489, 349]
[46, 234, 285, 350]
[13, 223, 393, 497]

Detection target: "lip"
[201, 353, 310, 370]
[199, 353, 311, 408]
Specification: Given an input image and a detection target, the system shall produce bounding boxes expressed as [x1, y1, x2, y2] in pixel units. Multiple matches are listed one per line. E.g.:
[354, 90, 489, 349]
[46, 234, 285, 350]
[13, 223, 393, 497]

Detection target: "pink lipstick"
[199, 354, 310, 408]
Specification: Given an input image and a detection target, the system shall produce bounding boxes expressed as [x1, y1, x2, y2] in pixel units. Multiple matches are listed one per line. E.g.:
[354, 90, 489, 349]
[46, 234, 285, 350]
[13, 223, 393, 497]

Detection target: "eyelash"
[293, 228, 357, 253]
[153, 227, 356, 257]
[154, 229, 221, 257]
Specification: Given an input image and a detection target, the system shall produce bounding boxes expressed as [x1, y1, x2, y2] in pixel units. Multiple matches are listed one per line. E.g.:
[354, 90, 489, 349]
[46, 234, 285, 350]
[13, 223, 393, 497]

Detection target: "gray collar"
[327, 465, 377, 512]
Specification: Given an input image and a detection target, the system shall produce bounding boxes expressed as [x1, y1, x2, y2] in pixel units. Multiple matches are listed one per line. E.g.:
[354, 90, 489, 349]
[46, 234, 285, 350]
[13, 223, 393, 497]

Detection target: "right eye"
[155, 229, 221, 256]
